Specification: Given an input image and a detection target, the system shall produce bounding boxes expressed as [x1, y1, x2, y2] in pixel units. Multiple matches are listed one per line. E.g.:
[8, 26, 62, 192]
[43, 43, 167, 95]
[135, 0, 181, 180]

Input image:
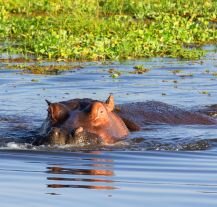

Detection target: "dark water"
[0, 47, 217, 206]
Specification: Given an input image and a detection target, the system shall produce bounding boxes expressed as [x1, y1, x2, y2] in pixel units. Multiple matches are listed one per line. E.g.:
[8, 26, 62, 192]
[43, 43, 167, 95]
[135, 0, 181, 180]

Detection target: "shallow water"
[1, 150, 217, 207]
[0, 48, 217, 206]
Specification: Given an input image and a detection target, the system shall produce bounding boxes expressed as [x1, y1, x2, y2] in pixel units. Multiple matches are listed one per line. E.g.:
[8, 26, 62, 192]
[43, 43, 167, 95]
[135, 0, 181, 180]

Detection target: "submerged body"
[116, 101, 217, 130]
[33, 95, 217, 146]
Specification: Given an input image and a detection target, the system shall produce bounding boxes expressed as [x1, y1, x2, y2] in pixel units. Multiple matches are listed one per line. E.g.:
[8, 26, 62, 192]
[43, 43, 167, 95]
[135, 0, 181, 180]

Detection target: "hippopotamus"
[33, 95, 217, 146]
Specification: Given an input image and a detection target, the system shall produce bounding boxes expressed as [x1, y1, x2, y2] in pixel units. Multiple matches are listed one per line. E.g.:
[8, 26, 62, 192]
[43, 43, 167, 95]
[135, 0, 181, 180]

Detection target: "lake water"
[0, 47, 217, 206]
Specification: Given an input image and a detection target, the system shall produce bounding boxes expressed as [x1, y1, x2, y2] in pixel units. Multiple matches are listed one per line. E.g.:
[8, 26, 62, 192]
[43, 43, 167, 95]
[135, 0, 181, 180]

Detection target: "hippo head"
[36, 95, 129, 146]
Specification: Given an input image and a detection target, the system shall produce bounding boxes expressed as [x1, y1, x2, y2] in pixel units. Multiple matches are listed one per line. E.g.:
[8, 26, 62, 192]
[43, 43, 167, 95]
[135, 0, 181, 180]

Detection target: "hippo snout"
[47, 127, 69, 145]
[32, 127, 69, 146]
[33, 126, 103, 146]
[47, 127, 103, 146]
[69, 128, 104, 145]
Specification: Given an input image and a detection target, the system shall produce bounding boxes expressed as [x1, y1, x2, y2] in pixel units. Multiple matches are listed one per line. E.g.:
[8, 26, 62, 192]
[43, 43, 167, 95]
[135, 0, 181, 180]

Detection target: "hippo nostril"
[47, 127, 68, 145]
[71, 127, 84, 136]
[54, 131, 59, 136]
[54, 128, 60, 134]
[75, 127, 83, 135]
[49, 127, 59, 135]
[49, 127, 65, 139]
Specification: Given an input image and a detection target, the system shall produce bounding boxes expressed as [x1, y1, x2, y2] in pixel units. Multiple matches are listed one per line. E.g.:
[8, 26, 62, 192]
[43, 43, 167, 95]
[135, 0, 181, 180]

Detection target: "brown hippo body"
[116, 101, 217, 131]
[33, 95, 217, 146]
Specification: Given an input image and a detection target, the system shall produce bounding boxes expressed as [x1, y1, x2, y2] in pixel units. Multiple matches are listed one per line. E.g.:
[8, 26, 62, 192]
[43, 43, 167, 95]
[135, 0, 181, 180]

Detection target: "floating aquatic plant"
[0, 0, 216, 61]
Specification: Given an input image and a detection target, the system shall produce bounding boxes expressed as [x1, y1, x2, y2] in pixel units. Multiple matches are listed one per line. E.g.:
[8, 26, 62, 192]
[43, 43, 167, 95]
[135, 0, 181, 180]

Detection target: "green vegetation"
[6, 63, 82, 74]
[200, 91, 211, 96]
[132, 65, 150, 74]
[171, 69, 182, 74]
[108, 68, 122, 78]
[0, 0, 217, 61]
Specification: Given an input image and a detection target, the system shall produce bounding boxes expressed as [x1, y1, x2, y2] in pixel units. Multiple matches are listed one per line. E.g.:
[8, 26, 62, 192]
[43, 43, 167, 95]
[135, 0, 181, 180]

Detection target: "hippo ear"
[105, 94, 114, 112]
[45, 99, 52, 106]
[48, 103, 69, 123]
[89, 102, 107, 125]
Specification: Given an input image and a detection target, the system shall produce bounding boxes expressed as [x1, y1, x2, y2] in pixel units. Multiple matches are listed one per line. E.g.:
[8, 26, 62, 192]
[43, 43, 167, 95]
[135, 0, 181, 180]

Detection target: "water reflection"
[46, 154, 116, 191]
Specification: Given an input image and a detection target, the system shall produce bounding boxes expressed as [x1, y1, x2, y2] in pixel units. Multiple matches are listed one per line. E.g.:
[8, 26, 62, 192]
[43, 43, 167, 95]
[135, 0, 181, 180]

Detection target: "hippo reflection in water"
[33, 95, 217, 146]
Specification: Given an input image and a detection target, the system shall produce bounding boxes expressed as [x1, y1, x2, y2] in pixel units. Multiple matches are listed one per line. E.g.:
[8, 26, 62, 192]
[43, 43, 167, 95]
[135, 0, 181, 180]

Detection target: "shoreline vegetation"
[0, 0, 217, 62]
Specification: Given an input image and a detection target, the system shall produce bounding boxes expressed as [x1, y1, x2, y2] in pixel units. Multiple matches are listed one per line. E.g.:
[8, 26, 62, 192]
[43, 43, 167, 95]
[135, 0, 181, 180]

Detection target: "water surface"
[0, 48, 217, 206]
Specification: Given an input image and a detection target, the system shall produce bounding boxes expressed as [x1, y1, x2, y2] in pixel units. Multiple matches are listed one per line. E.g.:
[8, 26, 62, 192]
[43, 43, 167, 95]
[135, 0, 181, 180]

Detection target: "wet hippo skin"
[33, 95, 217, 146]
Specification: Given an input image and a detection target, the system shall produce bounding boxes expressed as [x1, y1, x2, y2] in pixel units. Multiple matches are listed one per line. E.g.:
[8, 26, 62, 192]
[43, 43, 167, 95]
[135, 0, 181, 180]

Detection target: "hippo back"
[116, 101, 217, 129]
